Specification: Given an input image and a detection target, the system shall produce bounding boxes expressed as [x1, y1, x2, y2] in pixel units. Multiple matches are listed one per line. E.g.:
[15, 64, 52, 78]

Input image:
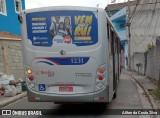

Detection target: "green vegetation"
[151, 87, 160, 102]
[147, 43, 154, 50]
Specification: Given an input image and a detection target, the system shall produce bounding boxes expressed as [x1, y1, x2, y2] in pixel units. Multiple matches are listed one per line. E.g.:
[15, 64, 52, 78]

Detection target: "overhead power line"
[138, 0, 157, 45]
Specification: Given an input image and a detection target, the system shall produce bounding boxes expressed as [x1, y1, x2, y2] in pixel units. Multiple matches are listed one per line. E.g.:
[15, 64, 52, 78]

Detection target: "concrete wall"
[0, 38, 24, 79]
[131, 52, 145, 75]
[131, 44, 160, 81]
[128, 0, 160, 56]
[146, 44, 160, 81]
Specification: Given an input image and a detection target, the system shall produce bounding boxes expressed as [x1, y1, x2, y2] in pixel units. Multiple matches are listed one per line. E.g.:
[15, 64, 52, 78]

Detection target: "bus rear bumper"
[27, 86, 109, 103]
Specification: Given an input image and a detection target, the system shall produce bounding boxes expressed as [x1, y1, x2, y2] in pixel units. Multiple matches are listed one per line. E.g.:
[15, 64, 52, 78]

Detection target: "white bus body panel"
[20, 6, 113, 102]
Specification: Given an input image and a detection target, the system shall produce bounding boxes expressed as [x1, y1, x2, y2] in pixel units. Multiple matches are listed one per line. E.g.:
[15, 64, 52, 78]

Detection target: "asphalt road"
[1, 72, 150, 118]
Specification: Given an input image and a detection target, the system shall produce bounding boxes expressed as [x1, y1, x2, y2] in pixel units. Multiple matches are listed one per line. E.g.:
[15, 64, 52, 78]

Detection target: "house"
[0, 0, 25, 78]
[110, 7, 128, 69]
[105, 1, 136, 17]
[0, 0, 25, 37]
[105, 1, 136, 69]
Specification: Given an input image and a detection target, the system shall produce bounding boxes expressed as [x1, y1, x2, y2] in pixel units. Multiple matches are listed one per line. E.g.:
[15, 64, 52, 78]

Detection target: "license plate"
[59, 86, 73, 92]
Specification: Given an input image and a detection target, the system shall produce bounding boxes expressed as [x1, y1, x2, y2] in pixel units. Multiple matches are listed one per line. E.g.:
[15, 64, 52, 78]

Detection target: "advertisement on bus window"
[26, 11, 98, 47]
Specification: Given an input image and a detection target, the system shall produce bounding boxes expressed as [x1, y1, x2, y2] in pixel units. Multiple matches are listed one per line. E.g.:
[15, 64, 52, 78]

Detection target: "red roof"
[0, 31, 21, 39]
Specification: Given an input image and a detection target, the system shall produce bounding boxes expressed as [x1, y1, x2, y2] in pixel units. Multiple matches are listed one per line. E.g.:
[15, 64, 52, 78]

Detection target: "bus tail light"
[28, 76, 34, 81]
[27, 68, 32, 74]
[29, 82, 35, 88]
[99, 97, 105, 100]
[31, 96, 40, 101]
[31, 96, 35, 101]
[98, 75, 104, 80]
[95, 65, 105, 91]
[98, 67, 105, 73]
[96, 82, 104, 88]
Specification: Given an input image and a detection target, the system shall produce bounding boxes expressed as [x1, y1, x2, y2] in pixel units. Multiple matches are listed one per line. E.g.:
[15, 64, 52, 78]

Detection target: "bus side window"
[114, 35, 117, 55]
[107, 23, 110, 39]
[116, 37, 119, 54]
[107, 22, 112, 56]
[117, 39, 120, 54]
[119, 41, 121, 53]
[117, 38, 118, 54]
[111, 30, 114, 55]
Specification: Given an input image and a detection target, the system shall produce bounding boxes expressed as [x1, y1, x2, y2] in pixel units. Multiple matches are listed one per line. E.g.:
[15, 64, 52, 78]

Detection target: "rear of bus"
[20, 6, 110, 103]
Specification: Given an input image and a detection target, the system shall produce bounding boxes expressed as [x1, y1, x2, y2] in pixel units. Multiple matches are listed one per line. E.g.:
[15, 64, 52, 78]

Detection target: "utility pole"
[127, 0, 131, 71]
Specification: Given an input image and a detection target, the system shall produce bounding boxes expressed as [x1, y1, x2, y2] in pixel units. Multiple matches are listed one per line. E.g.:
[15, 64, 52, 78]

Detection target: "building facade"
[106, 2, 131, 69]
[129, 0, 160, 55]
[0, 0, 25, 36]
[110, 7, 128, 69]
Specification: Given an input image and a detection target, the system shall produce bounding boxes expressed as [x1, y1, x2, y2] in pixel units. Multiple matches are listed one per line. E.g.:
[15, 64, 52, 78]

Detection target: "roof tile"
[0, 31, 21, 39]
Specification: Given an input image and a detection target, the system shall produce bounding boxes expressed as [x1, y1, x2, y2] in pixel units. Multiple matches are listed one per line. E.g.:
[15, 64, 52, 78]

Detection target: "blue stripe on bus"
[36, 57, 90, 65]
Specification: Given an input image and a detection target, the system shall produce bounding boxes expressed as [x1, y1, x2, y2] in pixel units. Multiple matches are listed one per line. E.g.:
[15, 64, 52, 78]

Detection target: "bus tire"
[87, 102, 107, 106]
[93, 103, 107, 109]
[113, 91, 117, 99]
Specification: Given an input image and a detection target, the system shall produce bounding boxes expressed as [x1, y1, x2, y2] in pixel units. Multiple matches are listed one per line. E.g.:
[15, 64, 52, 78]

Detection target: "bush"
[152, 87, 160, 102]
[147, 43, 154, 50]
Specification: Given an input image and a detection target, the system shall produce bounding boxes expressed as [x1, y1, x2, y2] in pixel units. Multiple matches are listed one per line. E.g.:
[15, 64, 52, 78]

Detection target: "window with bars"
[0, 0, 7, 15]
[15, 0, 22, 13]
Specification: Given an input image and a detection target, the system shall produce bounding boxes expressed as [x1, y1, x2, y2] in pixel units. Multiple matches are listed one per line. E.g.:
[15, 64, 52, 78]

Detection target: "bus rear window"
[26, 10, 98, 47]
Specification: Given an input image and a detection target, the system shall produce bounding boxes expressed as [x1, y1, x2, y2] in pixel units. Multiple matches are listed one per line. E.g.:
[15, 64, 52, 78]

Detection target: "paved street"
[1, 72, 150, 118]
[1, 1, 160, 118]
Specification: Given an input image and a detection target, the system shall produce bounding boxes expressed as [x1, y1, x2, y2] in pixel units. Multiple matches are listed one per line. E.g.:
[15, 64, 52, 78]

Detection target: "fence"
[131, 43, 160, 82]
[0, 38, 24, 79]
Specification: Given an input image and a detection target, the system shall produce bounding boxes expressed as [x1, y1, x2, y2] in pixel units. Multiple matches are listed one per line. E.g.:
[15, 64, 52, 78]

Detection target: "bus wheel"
[93, 103, 107, 109]
[87, 102, 107, 106]
[113, 91, 117, 99]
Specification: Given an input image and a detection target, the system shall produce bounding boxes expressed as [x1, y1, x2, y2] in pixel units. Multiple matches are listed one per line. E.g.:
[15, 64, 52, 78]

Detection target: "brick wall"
[0, 38, 24, 79]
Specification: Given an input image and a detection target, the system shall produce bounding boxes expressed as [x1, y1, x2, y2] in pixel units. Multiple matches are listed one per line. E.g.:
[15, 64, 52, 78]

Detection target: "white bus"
[20, 6, 121, 103]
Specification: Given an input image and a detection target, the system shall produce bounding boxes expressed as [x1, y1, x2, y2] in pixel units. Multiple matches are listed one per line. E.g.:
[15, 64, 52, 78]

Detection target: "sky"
[25, 0, 126, 9]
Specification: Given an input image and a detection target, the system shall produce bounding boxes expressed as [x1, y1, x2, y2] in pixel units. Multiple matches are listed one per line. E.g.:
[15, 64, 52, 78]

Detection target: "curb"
[0, 92, 27, 108]
[125, 71, 158, 110]
[124, 71, 159, 118]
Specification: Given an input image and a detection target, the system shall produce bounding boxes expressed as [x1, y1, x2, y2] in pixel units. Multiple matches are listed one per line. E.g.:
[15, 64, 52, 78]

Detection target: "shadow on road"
[45, 103, 108, 116]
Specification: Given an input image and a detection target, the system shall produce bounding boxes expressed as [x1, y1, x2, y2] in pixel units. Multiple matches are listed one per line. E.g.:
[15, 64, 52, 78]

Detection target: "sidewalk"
[124, 70, 160, 109]
[0, 91, 27, 108]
